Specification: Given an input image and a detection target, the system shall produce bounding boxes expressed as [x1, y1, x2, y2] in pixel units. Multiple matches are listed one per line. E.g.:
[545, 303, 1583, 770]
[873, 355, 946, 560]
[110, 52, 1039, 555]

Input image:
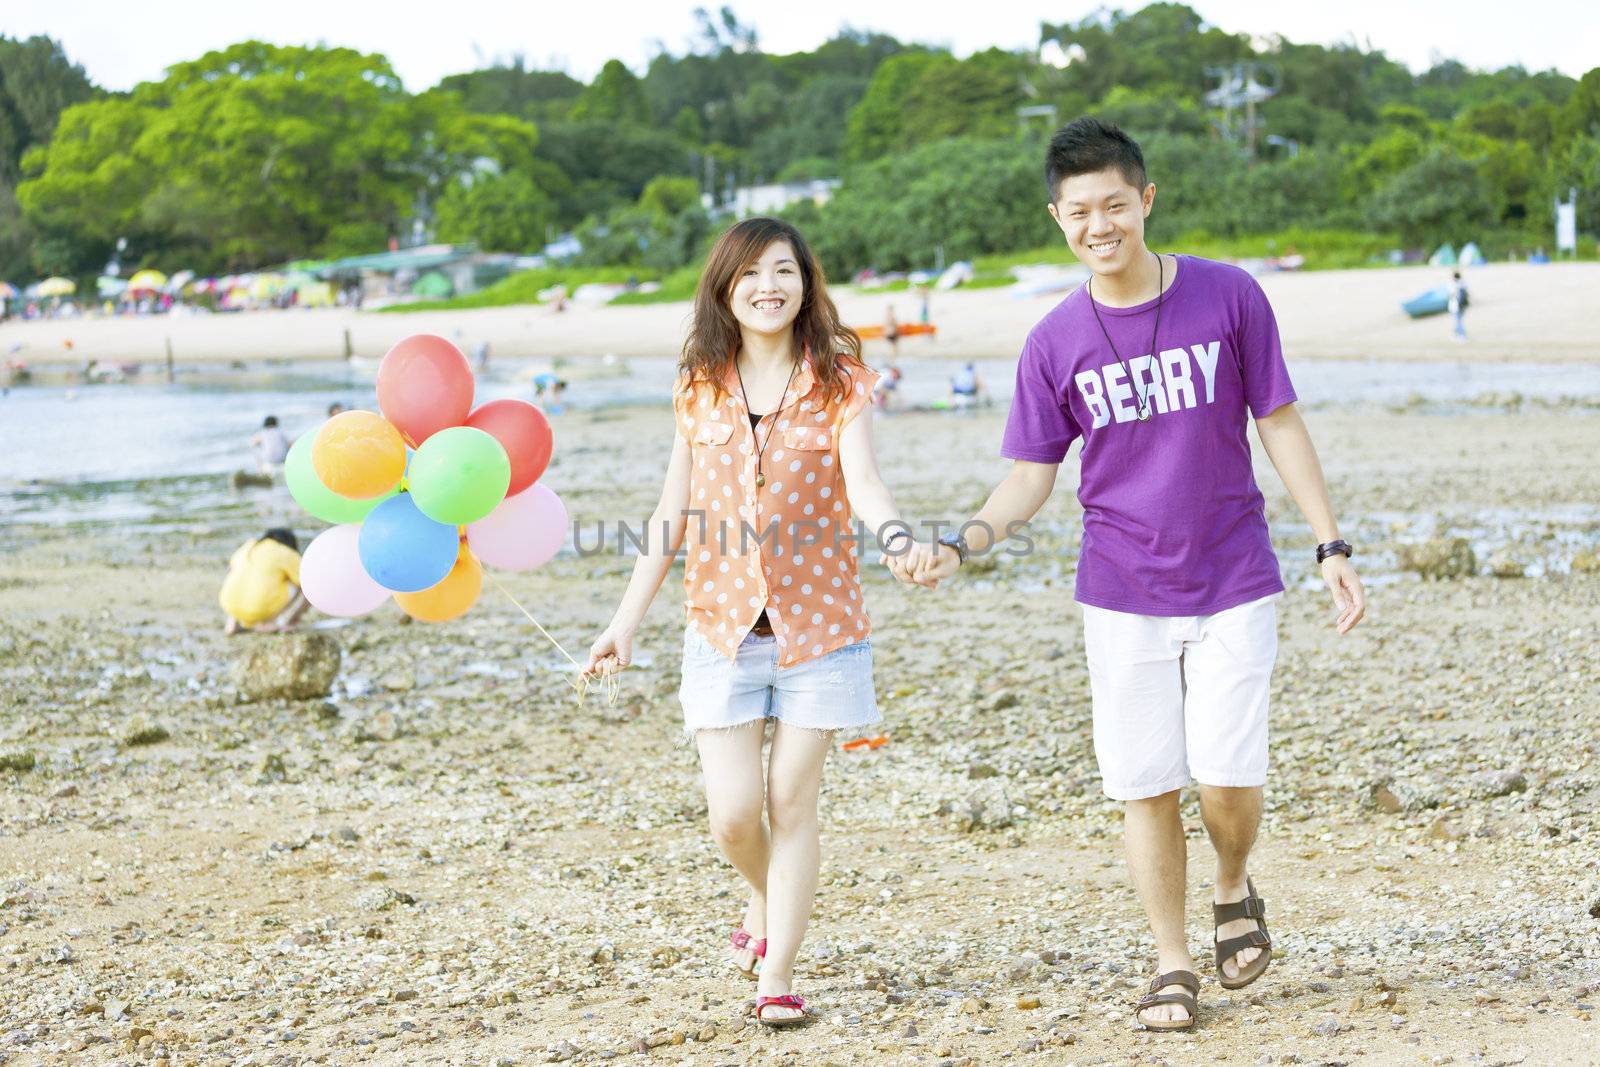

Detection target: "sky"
[4, 1, 1596, 92]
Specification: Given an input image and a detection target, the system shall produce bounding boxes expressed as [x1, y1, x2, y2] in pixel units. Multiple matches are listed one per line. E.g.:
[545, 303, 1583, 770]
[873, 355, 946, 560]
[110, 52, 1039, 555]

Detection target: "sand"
[1, 397, 1597, 1064]
[5, 261, 1597, 369]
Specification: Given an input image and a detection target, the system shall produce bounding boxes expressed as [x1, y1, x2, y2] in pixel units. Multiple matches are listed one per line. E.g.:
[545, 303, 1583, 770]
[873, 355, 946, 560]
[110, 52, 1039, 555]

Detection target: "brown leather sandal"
[1214, 877, 1272, 990]
[1135, 969, 1199, 1031]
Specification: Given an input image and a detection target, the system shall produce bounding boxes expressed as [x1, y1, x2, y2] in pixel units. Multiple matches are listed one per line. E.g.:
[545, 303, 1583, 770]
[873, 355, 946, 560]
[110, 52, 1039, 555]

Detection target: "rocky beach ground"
[1, 401, 1597, 1066]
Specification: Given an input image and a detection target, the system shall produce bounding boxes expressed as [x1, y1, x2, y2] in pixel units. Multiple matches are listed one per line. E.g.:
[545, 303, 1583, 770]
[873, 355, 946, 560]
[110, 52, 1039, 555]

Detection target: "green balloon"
[408, 426, 511, 525]
[285, 432, 396, 523]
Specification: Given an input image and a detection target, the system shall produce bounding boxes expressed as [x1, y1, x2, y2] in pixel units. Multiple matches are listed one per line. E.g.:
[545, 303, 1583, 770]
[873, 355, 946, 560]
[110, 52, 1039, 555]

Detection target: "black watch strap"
[1316, 539, 1353, 563]
[937, 533, 969, 564]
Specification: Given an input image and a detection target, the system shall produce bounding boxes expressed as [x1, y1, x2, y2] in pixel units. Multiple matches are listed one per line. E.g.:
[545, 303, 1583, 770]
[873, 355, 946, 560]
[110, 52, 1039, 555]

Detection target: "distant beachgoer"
[949, 362, 983, 410]
[474, 340, 491, 369]
[917, 284, 931, 325]
[1448, 271, 1467, 341]
[219, 528, 309, 636]
[326, 402, 346, 418]
[873, 364, 903, 412]
[251, 416, 291, 474]
[885, 304, 900, 359]
[532, 373, 568, 414]
[550, 284, 568, 313]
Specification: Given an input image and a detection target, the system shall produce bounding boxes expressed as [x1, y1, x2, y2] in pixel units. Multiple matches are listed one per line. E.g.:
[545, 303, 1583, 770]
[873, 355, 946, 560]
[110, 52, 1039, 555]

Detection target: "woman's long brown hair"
[679, 217, 861, 403]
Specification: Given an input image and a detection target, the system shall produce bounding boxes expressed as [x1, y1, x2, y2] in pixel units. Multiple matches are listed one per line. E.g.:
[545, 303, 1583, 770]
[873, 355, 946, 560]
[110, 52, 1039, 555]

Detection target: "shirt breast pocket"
[780, 425, 832, 452]
[694, 421, 734, 447]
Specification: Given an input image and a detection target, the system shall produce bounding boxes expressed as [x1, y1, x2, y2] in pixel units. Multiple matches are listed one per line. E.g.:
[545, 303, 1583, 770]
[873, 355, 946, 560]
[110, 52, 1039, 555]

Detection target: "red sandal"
[755, 993, 808, 1028]
[730, 927, 766, 980]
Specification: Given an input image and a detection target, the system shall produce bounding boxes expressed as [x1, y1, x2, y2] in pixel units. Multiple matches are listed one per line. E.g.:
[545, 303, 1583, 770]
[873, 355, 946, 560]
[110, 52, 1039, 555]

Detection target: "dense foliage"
[4, 4, 1597, 283]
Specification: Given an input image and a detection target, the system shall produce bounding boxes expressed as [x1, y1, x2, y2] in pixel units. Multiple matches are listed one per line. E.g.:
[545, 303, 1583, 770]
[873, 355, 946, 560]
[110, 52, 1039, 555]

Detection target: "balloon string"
[487, 574, 619, 706]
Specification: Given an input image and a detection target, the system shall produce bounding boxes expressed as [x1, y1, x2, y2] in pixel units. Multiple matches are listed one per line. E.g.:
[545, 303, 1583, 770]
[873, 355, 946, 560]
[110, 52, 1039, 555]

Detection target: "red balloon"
[376, 334, 474, 446]
[465, 399, 553, 495]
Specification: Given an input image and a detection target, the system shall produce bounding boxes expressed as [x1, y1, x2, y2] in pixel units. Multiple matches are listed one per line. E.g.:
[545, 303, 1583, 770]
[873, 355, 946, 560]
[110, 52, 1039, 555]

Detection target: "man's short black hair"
[261, 528, 298, 553]
[263, 415, 279, 428]
[1044, 117, 1148, 201]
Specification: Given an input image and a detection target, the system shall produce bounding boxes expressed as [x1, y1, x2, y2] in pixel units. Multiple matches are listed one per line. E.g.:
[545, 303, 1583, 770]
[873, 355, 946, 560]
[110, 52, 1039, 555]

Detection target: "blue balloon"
[358, 494, 458, 592]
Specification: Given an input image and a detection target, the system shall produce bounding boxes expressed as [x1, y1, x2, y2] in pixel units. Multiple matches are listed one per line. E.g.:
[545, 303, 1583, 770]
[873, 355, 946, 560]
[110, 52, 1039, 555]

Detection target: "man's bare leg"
[1124, 789, 1194, 1025]
[1198, 784, 1265, 980]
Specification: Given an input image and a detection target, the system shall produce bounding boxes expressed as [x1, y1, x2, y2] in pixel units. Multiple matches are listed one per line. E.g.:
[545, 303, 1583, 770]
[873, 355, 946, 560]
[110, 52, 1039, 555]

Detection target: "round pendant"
[756, 473, 766, 487]
[1137, 406, 1152, 422]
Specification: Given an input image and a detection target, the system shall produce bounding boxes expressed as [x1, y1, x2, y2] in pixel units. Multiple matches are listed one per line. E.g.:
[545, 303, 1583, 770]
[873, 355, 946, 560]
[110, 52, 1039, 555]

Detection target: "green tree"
[844, 51, 1023, 161]
[0, 34, 97, 279]
[844, 52, 947, 161]
[1367, 148, 1497, 246]
[637, 175, 700, 219]
[1555, 67, 1600, 144]
[570, 59, 649, 124]
[749, 74, 865, 179]
[435, 57, 582, 125]
[1043, 4, 1252, 103]
[535, 121, 692, 225]
[805, 137, 1045, 273]
[18, 42, 536, 273]
[434, 170, 552, 251]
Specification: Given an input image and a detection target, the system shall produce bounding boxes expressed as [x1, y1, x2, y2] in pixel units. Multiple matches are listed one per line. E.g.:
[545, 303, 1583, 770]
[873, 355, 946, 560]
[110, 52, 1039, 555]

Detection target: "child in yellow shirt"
[219, 528, 309, 635]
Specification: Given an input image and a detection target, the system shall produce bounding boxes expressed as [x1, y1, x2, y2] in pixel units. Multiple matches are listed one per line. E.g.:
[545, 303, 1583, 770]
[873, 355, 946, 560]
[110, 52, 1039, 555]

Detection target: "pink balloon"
[300, 524, 392, 617]
[466, 483, 568, 571]
[376, 334, 474, 446]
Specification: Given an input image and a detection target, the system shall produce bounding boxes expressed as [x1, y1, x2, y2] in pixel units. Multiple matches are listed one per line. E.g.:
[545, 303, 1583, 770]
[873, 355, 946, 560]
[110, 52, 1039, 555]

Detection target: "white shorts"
[1081, 595, 1278, 801]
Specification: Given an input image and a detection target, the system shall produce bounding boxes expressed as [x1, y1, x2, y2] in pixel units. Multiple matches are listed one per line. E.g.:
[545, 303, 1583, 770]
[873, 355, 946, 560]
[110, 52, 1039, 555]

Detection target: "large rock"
[232, 633, 341, 701]
[942, 779, 1015, 832]
[1397, 538, 1476, 580]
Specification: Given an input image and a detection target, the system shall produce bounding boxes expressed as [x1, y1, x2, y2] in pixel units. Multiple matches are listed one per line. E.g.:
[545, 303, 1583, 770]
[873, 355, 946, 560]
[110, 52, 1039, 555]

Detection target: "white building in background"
[707, 179, 841, 218]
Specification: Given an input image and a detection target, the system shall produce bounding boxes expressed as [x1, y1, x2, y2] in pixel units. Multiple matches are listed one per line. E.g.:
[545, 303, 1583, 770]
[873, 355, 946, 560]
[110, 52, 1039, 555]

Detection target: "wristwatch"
[1315, 539, 1353, 563]
[937, 532, 970, 565]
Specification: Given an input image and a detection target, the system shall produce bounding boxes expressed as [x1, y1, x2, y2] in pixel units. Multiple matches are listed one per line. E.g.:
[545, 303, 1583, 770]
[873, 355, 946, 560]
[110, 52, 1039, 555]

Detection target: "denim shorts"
[678, 627, 880, 736]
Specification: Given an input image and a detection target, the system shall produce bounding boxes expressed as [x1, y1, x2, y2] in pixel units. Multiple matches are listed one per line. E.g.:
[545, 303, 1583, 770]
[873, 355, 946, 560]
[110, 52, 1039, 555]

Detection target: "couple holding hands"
[582, 117, 1365, 1031]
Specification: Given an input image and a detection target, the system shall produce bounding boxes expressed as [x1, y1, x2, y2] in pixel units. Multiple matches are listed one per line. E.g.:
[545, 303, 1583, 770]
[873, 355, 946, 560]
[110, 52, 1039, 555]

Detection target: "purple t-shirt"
[1000, 255, 1296, 616]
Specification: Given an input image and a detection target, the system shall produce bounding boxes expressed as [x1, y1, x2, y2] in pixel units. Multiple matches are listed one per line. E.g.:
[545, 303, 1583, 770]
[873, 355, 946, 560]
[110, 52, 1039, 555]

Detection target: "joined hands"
[883, 541, 961, 589]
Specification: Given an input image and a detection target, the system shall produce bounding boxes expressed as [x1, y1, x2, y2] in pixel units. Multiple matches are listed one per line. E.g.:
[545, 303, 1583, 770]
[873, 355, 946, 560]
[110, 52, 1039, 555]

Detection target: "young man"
[897, 117, 1365, 1030]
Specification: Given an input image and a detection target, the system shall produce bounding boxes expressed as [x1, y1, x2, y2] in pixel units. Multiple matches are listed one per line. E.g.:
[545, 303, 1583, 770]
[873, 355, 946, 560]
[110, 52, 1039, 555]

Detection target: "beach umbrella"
[0, 282, 17, 299]
[166, 269, 195, 293]
[250, 273, 285, 300]
[126, 268, 168, 292]
[411, 271, 454, 298]
[96, 276, 129, 297]
[298, 281, 336, 307]
[36, 277, 76, 296]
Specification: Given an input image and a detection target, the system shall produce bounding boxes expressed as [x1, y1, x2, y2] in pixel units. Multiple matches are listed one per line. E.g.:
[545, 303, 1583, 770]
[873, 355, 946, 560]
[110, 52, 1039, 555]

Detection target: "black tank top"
[748, 410, 772, 633]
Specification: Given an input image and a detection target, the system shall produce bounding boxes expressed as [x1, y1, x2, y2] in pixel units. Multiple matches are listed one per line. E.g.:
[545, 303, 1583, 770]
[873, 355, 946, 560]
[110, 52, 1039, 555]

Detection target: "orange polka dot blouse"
[673, 356, 881, 667]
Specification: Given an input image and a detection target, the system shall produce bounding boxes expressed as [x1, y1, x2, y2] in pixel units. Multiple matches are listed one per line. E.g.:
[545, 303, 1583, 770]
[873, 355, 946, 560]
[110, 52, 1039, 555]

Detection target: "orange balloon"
[312, 411, 406, 499]
[394, 544, 482, 623]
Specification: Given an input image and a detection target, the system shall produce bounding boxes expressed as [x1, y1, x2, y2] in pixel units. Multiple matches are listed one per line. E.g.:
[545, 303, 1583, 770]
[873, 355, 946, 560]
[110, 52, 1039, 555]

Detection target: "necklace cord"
[1087, 252, 1168, 421]
[734, 352, 801, 483]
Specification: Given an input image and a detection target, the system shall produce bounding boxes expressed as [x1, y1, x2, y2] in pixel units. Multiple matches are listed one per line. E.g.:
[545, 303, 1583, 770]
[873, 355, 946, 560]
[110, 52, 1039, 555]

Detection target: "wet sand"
[2, 401, 1597, 1064]
[6, 262, 1598, 369]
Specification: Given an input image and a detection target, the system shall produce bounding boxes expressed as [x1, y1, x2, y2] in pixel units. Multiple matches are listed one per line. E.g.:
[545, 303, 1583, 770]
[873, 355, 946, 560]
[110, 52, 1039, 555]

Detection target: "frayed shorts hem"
[682, 711, 882, 743]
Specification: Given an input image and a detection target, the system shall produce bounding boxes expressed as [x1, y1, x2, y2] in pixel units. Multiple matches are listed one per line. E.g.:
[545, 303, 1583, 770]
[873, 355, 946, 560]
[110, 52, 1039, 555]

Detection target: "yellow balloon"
[312, 411, 406, 499]
[394, 544, 482, 623]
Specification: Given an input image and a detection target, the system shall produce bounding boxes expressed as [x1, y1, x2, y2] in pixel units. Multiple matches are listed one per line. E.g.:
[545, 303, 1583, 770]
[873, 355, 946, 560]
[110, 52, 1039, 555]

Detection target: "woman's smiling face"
[728, 240, 805, 338]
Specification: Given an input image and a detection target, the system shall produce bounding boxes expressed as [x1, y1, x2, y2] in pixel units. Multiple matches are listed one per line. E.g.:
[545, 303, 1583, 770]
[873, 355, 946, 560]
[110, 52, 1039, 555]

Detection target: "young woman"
[583, 217, 911, 1028]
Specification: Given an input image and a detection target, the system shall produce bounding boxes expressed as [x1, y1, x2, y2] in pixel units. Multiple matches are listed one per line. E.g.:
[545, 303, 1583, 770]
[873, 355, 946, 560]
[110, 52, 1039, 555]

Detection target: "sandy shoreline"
[1, 401, 1597, 1063]
[5, 261, 1597, 369]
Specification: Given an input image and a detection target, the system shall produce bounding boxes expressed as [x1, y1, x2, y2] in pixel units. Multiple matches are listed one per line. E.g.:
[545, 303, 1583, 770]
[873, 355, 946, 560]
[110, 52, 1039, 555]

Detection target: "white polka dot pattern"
[673, 360, 882, 668]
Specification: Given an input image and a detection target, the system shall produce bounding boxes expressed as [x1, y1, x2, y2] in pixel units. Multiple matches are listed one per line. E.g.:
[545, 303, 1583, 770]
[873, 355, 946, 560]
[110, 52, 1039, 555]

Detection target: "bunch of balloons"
[286, 334, 567, 622]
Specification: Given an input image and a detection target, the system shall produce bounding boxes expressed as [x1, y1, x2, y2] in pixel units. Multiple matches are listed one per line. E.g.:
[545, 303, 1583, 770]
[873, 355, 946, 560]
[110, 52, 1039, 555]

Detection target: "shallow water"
[3, 356, 1598, 535]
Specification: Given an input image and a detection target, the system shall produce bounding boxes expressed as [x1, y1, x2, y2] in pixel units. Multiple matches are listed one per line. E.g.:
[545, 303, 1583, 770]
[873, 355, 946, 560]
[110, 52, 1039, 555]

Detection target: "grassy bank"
[377, 228, 1463, 314]
[378, 265, 654, 313]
